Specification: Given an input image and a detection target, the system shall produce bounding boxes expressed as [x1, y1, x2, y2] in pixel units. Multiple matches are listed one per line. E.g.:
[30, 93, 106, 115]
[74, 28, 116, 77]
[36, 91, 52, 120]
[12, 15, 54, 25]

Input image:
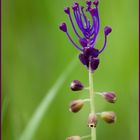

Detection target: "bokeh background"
[2, 0, 138, 140]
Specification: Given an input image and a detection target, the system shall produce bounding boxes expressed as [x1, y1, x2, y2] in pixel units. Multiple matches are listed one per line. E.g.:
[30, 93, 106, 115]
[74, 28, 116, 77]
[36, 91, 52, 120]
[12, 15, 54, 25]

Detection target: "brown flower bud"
[69, 99, 84, 113]
[88, 112, 97, 127]
[102, 92, 117, 103]
[66, 136, 81, 140]
[101, 111, 116, 123]
[70, 80, 84, 91]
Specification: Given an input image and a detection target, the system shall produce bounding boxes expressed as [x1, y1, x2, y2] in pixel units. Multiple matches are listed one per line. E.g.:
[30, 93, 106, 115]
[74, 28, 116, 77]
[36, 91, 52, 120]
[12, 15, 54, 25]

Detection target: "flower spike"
[59, 1, 116, 140]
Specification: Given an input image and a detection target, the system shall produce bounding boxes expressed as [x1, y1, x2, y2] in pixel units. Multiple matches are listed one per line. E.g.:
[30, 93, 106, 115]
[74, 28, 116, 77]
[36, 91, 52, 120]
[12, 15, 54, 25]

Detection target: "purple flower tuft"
[59, 0, 112, 72]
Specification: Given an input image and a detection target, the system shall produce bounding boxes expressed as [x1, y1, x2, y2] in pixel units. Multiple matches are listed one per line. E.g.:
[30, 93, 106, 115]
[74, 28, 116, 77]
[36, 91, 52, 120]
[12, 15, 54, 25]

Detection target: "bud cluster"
[66, 80, 117, 139]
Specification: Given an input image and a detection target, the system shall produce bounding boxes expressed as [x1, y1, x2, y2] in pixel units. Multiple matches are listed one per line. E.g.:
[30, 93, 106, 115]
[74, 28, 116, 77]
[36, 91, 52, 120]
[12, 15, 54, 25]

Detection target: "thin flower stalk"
[88, 62, 96, 140]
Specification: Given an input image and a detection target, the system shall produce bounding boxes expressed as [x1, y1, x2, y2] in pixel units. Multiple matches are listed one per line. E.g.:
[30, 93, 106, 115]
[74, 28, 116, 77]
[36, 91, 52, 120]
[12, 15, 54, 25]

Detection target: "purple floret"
[59, 23, 67, 32]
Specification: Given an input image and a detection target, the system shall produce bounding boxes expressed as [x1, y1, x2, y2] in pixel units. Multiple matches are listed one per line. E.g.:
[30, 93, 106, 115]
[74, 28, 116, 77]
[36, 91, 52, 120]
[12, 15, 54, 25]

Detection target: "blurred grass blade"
[19, 58, 78, 140]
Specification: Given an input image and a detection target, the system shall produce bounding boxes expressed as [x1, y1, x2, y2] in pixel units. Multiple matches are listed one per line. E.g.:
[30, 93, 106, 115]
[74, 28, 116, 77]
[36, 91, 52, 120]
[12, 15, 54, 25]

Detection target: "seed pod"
[69, 99, 84, 113]
[88, 112, 97, 127]
[66, 136, 81, 140]
[101, 111, 116, 123]
[102, 92, 117, 103]
[70, 80, 84, 91]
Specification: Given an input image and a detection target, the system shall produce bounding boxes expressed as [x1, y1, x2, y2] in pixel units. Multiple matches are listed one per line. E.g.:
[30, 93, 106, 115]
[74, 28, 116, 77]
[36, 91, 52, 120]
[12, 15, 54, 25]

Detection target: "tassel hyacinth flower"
[59, 0, 117, 140]
[59, 0, 112, 72]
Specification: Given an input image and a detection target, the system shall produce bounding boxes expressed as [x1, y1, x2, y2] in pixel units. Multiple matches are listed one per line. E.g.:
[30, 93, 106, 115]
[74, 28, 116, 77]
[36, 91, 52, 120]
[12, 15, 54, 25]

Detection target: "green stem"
[89, 63, 96, 140]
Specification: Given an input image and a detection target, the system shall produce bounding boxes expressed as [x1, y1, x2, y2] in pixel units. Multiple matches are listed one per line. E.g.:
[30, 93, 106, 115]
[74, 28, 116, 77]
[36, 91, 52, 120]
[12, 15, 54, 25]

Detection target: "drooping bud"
[104, 26, 112, 36]
[70, 80, 84, 91]
[66, 136, 81, 140]
[93, 0, 99, 6]
[101, 111, 116, 123]
[102, 92, 117, 103]
[90, 57, 100, 71]
[88, 113, 97, 127]
[69, 99, 84, 113]
[59, 23, 67, 32]
[79, 53, 89, 66]
[64, 7, 70, 14]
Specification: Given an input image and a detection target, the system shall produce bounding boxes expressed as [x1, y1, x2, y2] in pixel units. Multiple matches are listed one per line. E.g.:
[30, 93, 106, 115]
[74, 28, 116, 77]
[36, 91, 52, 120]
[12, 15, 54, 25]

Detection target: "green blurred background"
[2, 0, 138, 140]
